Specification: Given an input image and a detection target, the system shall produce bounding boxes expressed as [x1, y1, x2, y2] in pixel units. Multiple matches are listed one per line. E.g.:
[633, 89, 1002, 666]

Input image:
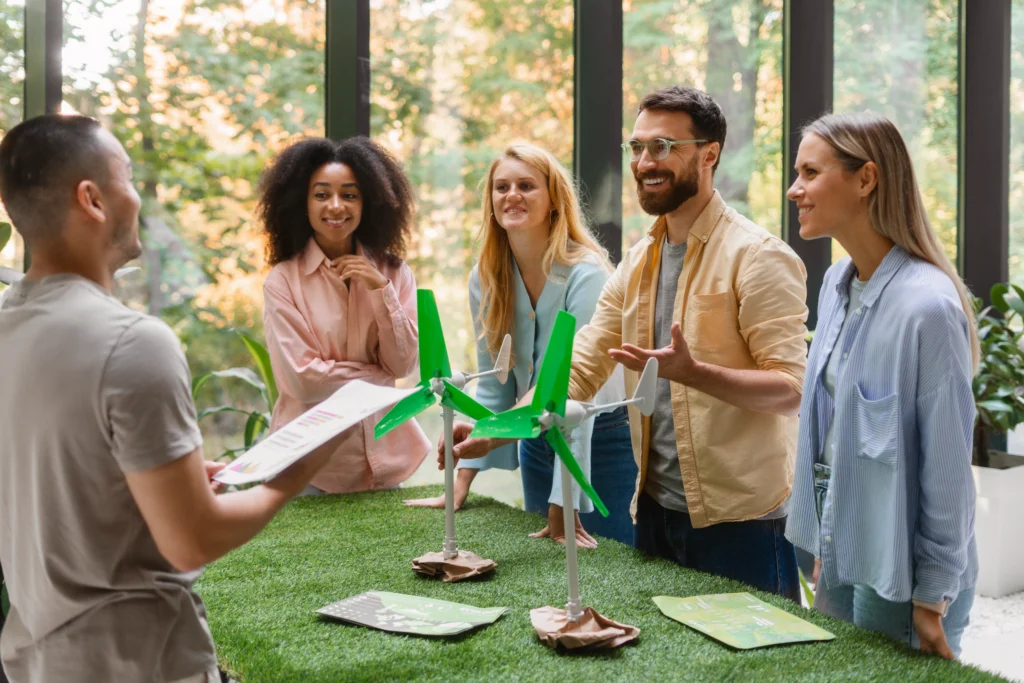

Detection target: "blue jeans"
[519, 407, 637, 546]
[815, 582, 974, 657]
[635, 491, 801, 603]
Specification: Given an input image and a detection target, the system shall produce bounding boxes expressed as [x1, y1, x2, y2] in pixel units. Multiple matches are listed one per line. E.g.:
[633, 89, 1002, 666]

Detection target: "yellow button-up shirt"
[568, 191, 808, 528]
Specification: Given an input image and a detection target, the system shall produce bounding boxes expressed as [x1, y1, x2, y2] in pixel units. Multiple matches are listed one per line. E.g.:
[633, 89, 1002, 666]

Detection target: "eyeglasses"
[621, 138, 707, 162]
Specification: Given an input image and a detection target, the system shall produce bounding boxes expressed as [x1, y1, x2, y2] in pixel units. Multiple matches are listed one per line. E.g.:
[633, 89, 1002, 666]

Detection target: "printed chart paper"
[213, 381, 417, 486]
[317, 591, 508, 637]
[653, 592, 835, 650]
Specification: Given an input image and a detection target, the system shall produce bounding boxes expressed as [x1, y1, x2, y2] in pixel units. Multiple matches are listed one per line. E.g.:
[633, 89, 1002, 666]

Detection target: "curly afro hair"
[258, 136, 415, 266]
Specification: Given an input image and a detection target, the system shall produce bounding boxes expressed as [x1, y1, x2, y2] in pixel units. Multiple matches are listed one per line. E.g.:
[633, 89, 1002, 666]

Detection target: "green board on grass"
[654, 592, 835, 650]
[318, 591, 507, 637]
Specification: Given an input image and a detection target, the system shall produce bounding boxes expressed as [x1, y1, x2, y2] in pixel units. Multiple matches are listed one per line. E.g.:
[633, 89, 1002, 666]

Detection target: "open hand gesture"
[609, 322, 696, 385]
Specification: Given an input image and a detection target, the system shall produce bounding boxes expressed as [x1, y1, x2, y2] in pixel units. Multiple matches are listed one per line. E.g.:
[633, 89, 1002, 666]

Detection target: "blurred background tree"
[0, 0, 1015, 467]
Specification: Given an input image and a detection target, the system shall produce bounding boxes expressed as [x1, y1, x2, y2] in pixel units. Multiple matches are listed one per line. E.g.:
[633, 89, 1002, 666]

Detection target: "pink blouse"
[263, 238, 429, 493]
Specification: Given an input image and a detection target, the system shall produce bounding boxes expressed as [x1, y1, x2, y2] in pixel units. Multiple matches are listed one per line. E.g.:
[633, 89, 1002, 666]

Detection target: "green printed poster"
[317, 591, 507, 637]
[653, 592, 835, 650]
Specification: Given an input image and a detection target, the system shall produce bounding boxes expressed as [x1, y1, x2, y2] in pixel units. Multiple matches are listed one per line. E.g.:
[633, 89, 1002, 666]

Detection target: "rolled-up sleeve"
[912, 308, 976, 604]
[569, 260, 626, 403]
[370, 261, 419, 379]
[458, 268, 519, 471]
[264, 277, 390, 405]
[736, 238, 809, 393]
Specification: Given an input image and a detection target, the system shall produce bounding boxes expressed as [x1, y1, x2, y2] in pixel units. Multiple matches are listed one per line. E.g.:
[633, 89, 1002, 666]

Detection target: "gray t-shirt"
[821, 275, 868, 467]
[644, 238, 690, 511]
[0, 274, 216, 683]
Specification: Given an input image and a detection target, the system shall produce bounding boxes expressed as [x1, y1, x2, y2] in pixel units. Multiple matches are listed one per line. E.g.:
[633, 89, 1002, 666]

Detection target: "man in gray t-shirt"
[0, 116, 330, 683]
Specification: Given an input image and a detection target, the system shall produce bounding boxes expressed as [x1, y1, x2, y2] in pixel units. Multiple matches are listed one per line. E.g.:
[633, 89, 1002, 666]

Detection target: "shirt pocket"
[852, 384, 899, 467]
[687, 291, 739, 357]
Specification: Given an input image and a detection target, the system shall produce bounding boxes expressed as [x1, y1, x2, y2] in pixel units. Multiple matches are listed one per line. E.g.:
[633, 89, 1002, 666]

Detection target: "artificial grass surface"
[196, 486, 1005, 683]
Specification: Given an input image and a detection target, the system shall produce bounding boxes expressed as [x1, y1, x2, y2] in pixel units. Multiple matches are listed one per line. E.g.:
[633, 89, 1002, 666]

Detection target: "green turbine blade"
[532, 310, 575, 417]
[374, 384, 436, 440]
[417, 289, 451, 383]
[545, 428, 608, 517]
[471, 405, 542, 439]
[440, 381, 495, 421]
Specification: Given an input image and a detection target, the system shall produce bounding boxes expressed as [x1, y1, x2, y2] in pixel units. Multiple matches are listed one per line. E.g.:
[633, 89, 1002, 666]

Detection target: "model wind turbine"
[471, 310, 654, 647]
[374, 288, 511, 581]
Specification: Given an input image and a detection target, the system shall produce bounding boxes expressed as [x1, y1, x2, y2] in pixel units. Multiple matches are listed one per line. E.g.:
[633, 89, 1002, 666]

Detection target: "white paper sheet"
[213, 380, 419, 486]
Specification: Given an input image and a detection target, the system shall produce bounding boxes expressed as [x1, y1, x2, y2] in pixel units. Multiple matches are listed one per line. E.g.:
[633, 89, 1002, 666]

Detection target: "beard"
[635, 156, 700, 216]
[110, 215, 143, 270]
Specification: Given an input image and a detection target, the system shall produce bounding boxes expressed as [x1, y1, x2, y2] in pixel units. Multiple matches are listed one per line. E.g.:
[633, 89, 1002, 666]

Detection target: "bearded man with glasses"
[448, 86, 809, 600]
[609, 85, 809, 599]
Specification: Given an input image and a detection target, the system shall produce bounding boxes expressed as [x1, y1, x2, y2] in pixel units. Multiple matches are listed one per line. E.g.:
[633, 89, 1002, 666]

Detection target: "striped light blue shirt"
[786, 246, 978, 605]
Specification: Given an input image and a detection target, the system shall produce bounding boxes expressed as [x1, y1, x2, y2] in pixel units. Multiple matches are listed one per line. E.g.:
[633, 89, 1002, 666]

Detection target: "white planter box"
[973, 446, 1024, 598]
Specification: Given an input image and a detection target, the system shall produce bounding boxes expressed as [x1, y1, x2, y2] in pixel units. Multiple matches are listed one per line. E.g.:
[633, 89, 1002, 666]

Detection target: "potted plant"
[971, 282, 1024, 597]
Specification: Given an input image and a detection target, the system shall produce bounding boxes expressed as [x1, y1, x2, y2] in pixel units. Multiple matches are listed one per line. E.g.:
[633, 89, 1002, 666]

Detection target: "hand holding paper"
[214, 380, 418, 487]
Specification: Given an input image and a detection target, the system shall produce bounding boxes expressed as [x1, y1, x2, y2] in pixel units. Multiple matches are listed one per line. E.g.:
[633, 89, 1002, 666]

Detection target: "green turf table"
[196, 487, 1005, 682]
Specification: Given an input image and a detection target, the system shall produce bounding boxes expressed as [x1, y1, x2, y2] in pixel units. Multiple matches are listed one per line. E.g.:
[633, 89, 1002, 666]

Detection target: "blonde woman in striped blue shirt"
[785, 112, 979, 659]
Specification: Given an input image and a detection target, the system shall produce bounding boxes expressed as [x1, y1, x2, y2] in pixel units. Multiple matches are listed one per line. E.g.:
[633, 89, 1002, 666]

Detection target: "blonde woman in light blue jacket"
[405, 143, 635, 547]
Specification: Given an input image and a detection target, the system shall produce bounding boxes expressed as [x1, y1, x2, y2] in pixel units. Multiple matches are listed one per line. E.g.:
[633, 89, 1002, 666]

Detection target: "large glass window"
[622, 0, 785, 251]
[0, 0, 25, 276]
[63, 0, 325, 456]
[371, 0, 573, 502]
[1011, 0, 1024, 290]
[833, 0, 959, 264]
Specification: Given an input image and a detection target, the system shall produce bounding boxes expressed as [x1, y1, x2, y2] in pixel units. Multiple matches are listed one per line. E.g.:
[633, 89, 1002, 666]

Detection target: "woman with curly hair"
[258, 136, 429, 494]
[405, 143, 636, 547]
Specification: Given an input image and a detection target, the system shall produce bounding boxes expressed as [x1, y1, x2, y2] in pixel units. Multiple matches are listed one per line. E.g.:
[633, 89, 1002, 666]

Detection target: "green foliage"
[0, 0, 23, 134]
[191, 331, 276, 461]
[1008, 0, 1024, 290]
[622, 0, 784, 248]
[0, 221, 10, 253]
[196, 488, 1001, 682]
[974, 283, 1024, 449]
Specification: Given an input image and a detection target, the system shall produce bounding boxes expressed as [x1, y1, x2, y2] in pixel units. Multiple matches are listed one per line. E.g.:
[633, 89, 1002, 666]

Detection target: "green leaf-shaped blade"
[471, 405, 542, 439]
[440, 381, 494, 421]
[417, 289, 452, 383]
[532, 310, 575, 416]
[0, 222, 10, 253]
[546, 428, 608, 517]
[374, 384, 436, 440]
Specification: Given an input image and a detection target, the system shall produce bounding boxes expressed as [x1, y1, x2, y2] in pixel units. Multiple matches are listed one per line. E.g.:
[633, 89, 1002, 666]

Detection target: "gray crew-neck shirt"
[820, 275, 868, 467]
[643, 238, 691, 511]
[0, 274, 217, 683]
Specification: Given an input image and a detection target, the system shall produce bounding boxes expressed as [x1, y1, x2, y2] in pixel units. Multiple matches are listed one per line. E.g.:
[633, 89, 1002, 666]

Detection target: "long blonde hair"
[476, 143, 612, 355]
[804, 112, 980, 370]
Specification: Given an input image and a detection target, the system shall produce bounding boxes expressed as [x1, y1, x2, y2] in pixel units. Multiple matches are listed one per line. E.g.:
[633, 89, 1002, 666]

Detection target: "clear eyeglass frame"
[621, 138, 708, 161]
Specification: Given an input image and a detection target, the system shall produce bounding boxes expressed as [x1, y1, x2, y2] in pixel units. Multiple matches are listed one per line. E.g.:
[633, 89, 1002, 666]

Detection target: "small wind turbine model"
[374, 289, 511, 580]
[471, 310, 655, 646]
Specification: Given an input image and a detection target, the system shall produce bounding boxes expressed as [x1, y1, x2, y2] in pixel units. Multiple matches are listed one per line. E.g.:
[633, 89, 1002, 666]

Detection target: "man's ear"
[75, 179, 106, 224]
[703, 142, 720, 171]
